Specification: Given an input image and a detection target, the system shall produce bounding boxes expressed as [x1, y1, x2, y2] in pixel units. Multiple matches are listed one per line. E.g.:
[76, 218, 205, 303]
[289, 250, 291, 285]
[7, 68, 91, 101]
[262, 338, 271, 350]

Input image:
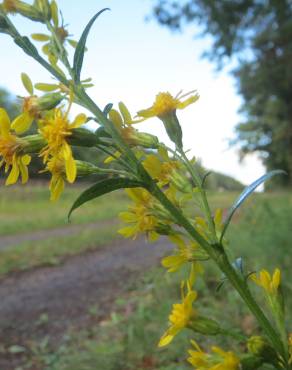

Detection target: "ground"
[0, 187, 291, 370]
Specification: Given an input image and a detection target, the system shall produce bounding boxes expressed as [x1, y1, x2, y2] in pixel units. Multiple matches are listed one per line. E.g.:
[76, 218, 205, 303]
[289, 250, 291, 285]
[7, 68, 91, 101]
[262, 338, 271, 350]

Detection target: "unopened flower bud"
[34, 0, 51, 21]
[247, 336, 278, 363]
[160, 111, 183, 149]
[2, 0, 45, 22]
[70, 128, 99, 147]
[171, 171, 192, 193]
[37, 92, 63, 111]
[23, 93, 63, 118]
[75, 160, 99, 176]
[187, 315, 221, 335]
[21, 134, 46, 154]
[155, 223, 173, 235]
[122, 127, 159, 149]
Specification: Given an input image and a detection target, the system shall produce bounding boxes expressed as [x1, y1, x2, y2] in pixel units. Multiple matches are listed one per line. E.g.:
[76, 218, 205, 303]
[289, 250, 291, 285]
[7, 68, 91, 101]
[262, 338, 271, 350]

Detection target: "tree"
[151, 0, 292, 187]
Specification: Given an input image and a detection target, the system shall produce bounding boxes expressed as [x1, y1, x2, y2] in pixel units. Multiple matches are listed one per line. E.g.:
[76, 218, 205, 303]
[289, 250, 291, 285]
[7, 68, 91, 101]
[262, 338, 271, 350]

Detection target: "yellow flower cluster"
[0, 108, 31, 185]
[188, 341, 240, 370]
[0, 86, 86, 199]
[251, 268, 281, 295]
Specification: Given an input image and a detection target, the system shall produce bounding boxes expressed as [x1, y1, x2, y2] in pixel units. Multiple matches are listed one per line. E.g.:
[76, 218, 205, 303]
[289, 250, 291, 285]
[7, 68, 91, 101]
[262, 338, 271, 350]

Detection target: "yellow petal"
[50, 176, 64, 201]
[71, 113, 87, 128]
[19, 161, 29, 184]
[177, 94, 199, 110]
[31, 33, 50, 41]
[0, 108, 11, 137]
[5, 160, 19, 185]
[22, 154, 31, 166]
[109, 109, 123, 128]
[21, 72, 34, 95]
[118, 102, 132, 124]
[158, 333, 174, 347]
[50, 0, 59, 27]
[11, 112, 33, 134]
[65, 155, 76, 183]
[272, 268, 281, 290]
[35, 83, 59, 92]
[118, 226, 136, 238]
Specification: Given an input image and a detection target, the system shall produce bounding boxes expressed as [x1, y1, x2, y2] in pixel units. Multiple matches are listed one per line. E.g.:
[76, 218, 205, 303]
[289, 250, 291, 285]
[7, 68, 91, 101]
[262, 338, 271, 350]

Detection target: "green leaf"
[73, 8, 109, 82]
[68, 177, 144, 220]
[220, 170, 286, 242]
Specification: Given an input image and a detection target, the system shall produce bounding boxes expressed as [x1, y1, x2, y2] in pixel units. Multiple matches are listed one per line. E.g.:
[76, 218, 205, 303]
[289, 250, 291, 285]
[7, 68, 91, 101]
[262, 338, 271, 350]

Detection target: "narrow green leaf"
[220, 170, 286, 242]
[68, 177, 144, 220]
[73, 8, 109, 82]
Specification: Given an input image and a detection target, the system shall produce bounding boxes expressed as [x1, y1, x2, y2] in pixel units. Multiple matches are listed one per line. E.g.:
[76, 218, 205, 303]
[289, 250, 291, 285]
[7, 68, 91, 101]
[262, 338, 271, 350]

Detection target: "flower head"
[188, 341, 240, 370]
[43, 155, 66, 201]
[39, 107, 86, 183]
[162, 234, 207, 273]
[158, 289, 197, 347]
[0, 108, 31, 185]
[118, 188, 160, 241]
[251, 268, 281, 295]
[137, 90, 199, 119]
[137, 90, 199, 149]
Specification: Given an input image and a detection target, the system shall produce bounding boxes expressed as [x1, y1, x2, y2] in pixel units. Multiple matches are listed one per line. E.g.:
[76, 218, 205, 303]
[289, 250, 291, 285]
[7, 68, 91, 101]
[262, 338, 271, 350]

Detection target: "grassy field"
[0, 184, 242, 276]
[15, 191, 291, 370]
[0, 183, 129, 235]
[0, 183, 128, 275]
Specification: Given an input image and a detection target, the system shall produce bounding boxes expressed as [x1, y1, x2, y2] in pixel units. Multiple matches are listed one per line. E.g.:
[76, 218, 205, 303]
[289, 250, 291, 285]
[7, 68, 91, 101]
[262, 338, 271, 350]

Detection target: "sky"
[0, 0, 265, 185]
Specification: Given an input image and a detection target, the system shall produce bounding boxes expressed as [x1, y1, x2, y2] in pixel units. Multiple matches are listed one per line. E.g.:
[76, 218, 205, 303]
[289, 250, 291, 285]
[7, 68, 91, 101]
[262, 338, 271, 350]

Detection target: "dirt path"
[0, 236, 172, 368]
[0, 219, 118, 250]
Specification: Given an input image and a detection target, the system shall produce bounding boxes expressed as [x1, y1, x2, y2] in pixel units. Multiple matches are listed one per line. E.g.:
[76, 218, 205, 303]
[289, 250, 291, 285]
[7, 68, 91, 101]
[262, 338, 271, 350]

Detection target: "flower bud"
[159, 111, 183, 149]
[21, 134, 46, 154]
[34, 0, 51, 21]
[69, 128, 99, 148]
[247, 336, 278, 363]
[154, 223, 173, 236]
[75, 160, 100, 176]
[36, 92, 63, 111]
[131, 131, 159, 149]
[2, 0, 45, 22]
[170, 171, 192, 193]
[187, 315, 221, 335]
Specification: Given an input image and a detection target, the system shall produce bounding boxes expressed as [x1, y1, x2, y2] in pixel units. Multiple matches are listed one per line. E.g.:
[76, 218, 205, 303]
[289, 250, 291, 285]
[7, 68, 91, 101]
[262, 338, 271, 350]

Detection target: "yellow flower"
[0, 108, 31, 185]
[118, 188, 160, 241]
[137, 90, 199, 119]
[137, 90, 199, 148]
[108, 103, 158, 148]
[251, 268, 281, 295]
[43, 155, 66, 201]
[158, 289, 198, 347]
[39, 107, 86, 183]
[188, 341, 240, 370]
[162, 234, 207, 273]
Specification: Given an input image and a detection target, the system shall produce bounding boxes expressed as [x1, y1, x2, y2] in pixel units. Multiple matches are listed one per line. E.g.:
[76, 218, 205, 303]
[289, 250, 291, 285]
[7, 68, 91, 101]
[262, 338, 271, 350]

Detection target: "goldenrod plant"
[0, 1, 291, 369]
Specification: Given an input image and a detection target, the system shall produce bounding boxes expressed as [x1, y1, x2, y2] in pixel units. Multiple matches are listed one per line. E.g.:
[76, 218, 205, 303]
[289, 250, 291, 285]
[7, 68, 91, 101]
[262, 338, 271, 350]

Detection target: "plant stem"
[179, 149, 217, 241]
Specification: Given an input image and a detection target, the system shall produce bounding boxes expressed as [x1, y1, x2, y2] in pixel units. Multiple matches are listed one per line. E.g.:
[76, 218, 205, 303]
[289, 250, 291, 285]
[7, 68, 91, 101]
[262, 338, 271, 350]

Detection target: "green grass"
[0, 183, 127, 275]
[39, 192, 292, 370]
[0, 225, 120, 276]
[0, 183, 128, 235]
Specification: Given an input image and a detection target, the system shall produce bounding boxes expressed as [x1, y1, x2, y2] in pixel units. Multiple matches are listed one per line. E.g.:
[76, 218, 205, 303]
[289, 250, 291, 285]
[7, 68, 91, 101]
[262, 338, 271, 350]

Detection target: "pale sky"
[0, 0, 265, 185]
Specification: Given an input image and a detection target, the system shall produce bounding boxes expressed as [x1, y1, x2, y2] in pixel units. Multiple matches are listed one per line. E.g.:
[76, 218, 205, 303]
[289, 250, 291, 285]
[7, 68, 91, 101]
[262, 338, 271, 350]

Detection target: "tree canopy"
[151, 0, 292, 187]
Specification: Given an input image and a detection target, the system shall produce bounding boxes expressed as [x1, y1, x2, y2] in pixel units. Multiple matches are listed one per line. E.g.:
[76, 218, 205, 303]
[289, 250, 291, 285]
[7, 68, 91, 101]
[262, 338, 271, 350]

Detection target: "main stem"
[146, 181, 287, 363]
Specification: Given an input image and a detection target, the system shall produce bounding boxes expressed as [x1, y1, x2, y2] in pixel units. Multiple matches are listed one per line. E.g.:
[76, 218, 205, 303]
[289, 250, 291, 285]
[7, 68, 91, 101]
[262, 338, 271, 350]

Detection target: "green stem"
[179, 149, 217, 240]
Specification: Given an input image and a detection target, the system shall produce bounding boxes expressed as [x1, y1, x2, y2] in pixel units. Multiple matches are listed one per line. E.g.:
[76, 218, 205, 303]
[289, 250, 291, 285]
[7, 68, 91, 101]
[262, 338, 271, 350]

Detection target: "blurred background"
[0, 1, 291, 369]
